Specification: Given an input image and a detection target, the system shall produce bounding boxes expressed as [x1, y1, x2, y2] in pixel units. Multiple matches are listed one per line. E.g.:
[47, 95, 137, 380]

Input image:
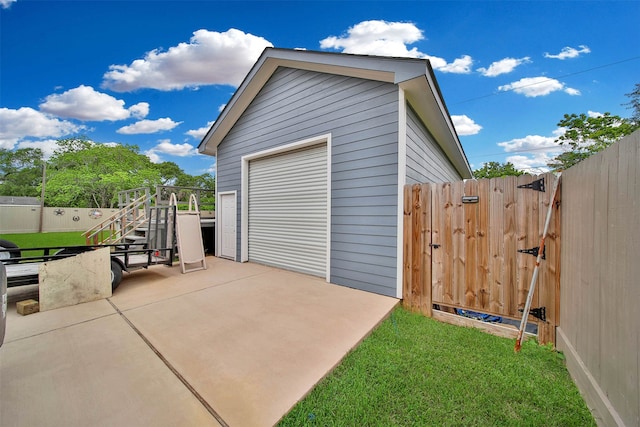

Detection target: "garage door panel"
[248, 143, 327, 277]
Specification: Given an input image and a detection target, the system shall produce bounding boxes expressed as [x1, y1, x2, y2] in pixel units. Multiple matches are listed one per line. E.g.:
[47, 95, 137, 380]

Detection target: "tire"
[0, 240, 21, 264]
[110, 260, 123, 291]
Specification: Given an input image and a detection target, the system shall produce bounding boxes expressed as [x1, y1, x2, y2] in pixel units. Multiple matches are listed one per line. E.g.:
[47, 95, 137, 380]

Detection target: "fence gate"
[403, 173, 560, 344]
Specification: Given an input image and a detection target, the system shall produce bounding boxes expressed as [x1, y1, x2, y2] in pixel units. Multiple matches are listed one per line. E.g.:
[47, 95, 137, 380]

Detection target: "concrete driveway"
[1, 257, 398, 426]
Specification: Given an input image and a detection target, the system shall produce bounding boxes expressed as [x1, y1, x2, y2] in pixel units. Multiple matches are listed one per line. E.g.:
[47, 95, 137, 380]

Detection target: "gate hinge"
[519, 306, 546, 322]
[517, 177, 545, 192]
[518, 245, 546, 260]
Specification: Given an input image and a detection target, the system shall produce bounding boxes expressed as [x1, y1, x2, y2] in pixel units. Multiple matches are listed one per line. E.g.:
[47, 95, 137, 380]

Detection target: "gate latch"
[519, 306, 546, 322]
[518, 246, 546, 260]
[429, 243, 441, 249]
[517, 177, 545, 192]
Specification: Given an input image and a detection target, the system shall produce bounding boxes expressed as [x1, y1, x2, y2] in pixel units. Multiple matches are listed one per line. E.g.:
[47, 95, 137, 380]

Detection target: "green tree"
[46, 138, 162, 208]
[473, 161, 524, 179]
[624, 83, 640, 124]
[547, 112, 639, 170]
[0, 147, 44, 197]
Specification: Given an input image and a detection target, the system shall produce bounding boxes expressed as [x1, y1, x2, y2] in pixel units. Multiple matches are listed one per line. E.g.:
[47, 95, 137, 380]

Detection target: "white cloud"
[154, 140, 198, 156]
[497, 134, 564, 153]
[186, 121, 215, 139]
[497, 133, 573, 173]
[451, 115, 482, 136]
[39, 85, 146, 121]
[0, 0, 16, 9]
[0, 107, 82, 149]
[438, 55, 473, 74]
[16, 139, 60, 159]
[544, 45, 591, 60]
[145, 140, 198, 162]
[588, 110, 603, 118]
[117, 118, 182, 134]
[498, 76, 579, 97]
[218, 104, 226, 112]
[102, 29, 273, 92]
[505, 154, 553, 174]
[477, 57, 531, 77]
[129, 102, 150, 119]
[145, 150, 162, 163]
[39, 86, 150, 121]
[320, 20, 473, 74]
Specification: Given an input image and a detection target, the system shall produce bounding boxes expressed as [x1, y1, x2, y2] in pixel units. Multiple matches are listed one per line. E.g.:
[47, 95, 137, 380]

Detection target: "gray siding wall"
[216, 67, 399, 296]
[406, 105, 462, 184]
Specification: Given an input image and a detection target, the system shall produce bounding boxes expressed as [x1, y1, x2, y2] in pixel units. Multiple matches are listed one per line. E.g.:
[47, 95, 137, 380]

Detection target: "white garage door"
[248, 143, 327, 277]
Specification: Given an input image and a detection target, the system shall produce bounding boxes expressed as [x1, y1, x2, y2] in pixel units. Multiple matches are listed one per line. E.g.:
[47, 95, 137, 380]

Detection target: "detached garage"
[199, 48, 472, 298]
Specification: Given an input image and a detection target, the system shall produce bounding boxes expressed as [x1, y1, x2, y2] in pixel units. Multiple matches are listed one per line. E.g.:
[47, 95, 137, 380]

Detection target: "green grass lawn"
[279, 307, 594, 427]
[0, 232, 86, 257]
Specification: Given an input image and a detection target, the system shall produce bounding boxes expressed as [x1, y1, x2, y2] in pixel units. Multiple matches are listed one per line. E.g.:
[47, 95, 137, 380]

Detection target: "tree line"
[0, 137, 214, 208]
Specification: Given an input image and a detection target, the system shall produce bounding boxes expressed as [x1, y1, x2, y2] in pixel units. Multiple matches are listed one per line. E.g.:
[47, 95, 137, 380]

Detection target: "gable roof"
[198, 48, 472, 178]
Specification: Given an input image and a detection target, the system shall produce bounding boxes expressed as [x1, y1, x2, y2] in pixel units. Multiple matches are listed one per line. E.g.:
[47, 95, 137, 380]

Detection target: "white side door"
[219, 192, 237, 260]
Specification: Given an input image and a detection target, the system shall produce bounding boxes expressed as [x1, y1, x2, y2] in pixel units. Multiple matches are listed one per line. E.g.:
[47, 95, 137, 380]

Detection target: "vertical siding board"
[464, 180, 479, 308]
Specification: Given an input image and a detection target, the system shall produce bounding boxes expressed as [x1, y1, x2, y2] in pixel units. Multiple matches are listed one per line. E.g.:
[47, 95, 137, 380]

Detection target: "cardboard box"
[17, 299, 39, 315]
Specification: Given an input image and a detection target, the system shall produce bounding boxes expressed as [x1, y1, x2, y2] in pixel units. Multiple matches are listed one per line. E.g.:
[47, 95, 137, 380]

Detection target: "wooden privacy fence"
[403, 173, 561, 344]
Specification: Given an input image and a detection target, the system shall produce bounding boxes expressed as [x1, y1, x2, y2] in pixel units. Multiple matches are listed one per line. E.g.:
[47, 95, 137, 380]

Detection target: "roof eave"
[400, 72, 472, 179]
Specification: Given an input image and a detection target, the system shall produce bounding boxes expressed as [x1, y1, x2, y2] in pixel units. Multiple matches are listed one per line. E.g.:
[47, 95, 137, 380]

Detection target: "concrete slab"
[1, 257, 398, 427]
[121, 265, 398, 426]
[4, 299, 116, 343]
[0, 314, 220, 427]
[109, 257, 274, 312]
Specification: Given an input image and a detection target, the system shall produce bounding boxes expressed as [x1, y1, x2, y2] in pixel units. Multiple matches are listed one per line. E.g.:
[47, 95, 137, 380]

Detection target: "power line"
[451, 55, 640, 106]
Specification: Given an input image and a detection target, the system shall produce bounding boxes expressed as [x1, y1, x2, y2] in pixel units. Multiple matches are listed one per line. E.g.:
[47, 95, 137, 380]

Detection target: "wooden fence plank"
[402, 185, 412, 309]
[431, 183, 443, 303]
[463, 179, 479, 309]
[420, 184, 432, 316]
[452, 181, 465, 306]
[502, 176, 517, 316]
[477, 178, 490, 311]
[441, 183, 454, 305]
[516, 174, 532, 313]
[489, 178, 504, 314]
[411, 184, 424, 313]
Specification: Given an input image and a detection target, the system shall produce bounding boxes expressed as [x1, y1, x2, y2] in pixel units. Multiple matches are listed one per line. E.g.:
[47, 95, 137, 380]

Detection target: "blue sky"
[1, 1, 639, 176]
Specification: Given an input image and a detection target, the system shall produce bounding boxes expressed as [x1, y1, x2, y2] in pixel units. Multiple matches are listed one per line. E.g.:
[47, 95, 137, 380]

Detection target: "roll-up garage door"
[248, 143, 327, 277]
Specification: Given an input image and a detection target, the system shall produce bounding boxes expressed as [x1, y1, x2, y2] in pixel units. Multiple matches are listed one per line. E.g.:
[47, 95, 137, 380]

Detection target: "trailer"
[0, 205, 176, 292]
